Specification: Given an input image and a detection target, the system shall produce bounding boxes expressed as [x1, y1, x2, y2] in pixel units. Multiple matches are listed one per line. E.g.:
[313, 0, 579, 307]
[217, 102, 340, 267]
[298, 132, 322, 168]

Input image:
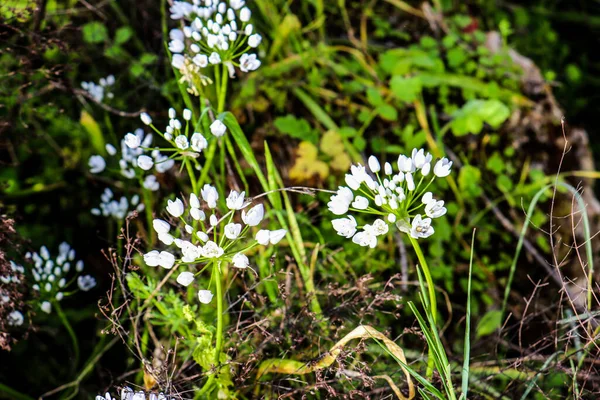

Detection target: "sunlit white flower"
[226, 190, 246, 210]
[368, 155, 380, 173]
[140, 112, 152, 125]
[242, 204, 264, 226]
[166, 198, 185, 217]
[202, 241, 224, 258]
[190, 132, 208, 152]
[232, 253, 249, 269]
[434, 158, 452, 177]
[210, 120, 227, 137]
[239, 53, 261, 72]
[137, 155, 154, 170]
[240, 6, 251, 22]
[224, 223, 242, 239]
[201, 184, 219, 208]
[176, 271, 195, 286]
[208, 52, 221, 64]
[175, 135, 189, 150]
[248, 34, 262, 48]
[198, 289, 214, 304]
[410, 215, 434, 239]
[158, 251, 176, 269]
[255, 229, 286, 245]
[89, 155, 106, 174]
[332, 215, 357, 238]
[328, 187, 353, 215]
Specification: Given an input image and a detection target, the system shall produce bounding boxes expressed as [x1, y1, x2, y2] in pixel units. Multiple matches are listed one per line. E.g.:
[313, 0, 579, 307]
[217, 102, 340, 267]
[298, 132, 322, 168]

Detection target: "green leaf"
[447, 47, 468, 68]
[114, 26, 133, 44]
[458, 165, 482, 198]
[390, 76, 422, 103]
[82, 22, 108, 44]
[376, 104, 398, 121]
[450, 99, 511, 136]
[476, 310, 503, 337]
[366, 87, 384, 106]
[496, 174, 514, 192]
[273, 115, 318, 144]
[486, 152, 504, 174]
[140, 53, 158, 65]
[80, 111, 105, 154]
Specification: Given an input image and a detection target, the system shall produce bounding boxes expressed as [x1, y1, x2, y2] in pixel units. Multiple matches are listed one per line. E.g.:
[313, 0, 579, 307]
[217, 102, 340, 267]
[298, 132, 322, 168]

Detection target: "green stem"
[185, 159, 199, 194]
[408, 236, 437, 378]
[217, 66, 229, 113]
[54, 301, 80, 369]
[0, 383, 35, 400]
[141, 186, 155, 247]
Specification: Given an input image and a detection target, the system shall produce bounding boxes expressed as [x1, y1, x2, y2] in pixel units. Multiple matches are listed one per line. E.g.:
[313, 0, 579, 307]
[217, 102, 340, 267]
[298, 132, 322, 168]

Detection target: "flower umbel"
[329, 149, 452, 246]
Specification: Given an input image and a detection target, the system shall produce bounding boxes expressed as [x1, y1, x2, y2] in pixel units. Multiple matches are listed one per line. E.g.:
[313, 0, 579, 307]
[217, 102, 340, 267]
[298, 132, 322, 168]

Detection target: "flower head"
[328, 149, 452, 246]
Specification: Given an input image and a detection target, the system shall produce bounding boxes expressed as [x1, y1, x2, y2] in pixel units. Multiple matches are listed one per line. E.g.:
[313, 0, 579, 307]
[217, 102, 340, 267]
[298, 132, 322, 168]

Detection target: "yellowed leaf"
[289, 141, 329, 181]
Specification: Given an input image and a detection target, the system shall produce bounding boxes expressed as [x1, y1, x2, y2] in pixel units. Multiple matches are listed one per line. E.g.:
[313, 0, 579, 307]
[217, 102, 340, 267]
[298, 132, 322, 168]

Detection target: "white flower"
[384, 162, 393, 175]
[198, 289, 214, 304]
[209, 52, 221, 64]
[352, 231, 377, 248]
[172, 54, 186, 69]
[158, 251, 176, 269]
[143, 175, 160, 191]
[224, 223, 242, 239]
[327, 186, 353, 215]
[255, 229, 286, 245]
[226, 190, 246, 210]
[345, 174, 361, 190]
[210, 120, 227, 137]
[77, 275, 96, 291]
[201, 241, 224, 258]
[166, 198, 185, 217]
[193, 54, 209, 67]
[352, 196, 369, 210]
[175, 135, 189, 150]
[144, 250, 161, 267]
[176, 271, 195, 286]
[183, 109, 192, 121]
[242, 204, 264, 226]
[332, 215, 357, 238]
[230, 0, 245, 10]
[158, 232, 174, 245]
[248, 33, 262, 48]
[397, 155, 413, 172]
[425, 200, 446, 218]
[169, 39, 185, 53]
[232, 253, 249, 269]
[7, 311, 24, 326]
[190, 207, 205, 221]
[368, 156, 381, 173]
[244, 24, 253, 35]
[105, 143, 117, 155]
[201, 184, 219, 208]
[405, 172, 415, 191]
[153, 219, 170, 234]
[240, 6, 251, 21]
[191, 133, 208, 152]
[41, 301, 52, 314]
[368, 219, 389, 236]
[239, 53, 261, 72]
[434, 158, 452, 177]
[140, 112, 152, 125]
[410, 215, 434, 239]
[89, 155, 106, 173]
[411, 148, 431, 169]
[137, 155, 154, 170]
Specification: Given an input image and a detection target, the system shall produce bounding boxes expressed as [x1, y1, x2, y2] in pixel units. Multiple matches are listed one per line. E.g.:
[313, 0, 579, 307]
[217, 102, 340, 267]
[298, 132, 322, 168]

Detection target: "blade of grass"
[460, 229, 476, 399]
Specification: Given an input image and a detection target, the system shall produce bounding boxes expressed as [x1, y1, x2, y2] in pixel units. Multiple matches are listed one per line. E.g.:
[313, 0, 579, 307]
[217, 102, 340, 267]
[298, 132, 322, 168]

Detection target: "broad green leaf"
[390, 76, 422, 103]
[82, 22, 108, 44]
[273, 115, 318, 144]
[114, 26, 133, 44]
[476, 310, 503, 338]
[80, 111, 105, 154]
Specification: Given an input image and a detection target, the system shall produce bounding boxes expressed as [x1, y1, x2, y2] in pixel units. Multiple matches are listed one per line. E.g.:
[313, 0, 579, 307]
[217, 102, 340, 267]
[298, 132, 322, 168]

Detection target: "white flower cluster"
[88, 128, 174, 190]
[26, 243, 96, 314]
[96, 387, 174, 400]
[329, 149, 452, 247]
[81, 75, 115, 103]
[143, 185, 285, 304]
[91, 188, 145, 220]
[1, 261, 26, 327]
[168, 0, 262, 91]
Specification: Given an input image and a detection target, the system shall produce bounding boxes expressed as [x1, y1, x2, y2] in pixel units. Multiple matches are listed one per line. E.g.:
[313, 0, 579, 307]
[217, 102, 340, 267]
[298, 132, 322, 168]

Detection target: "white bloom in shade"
[248, 33, 262, 48]
[425, 200, 446, 218]
[210, 120, 227, 137]
[169, 39, 185, 53]
[410, 215, 434, 239]
[368, 156, 381, 173]
[143, 175, 160, 191]
[144, 250, 161, 266]
[7, 310, 24, 326]
[158, 251, 176, 269]
[89, 155, 106, 173]
[202, 241, 224, 258]
[256, 229, 287, 245]
[434, 158, 452, 177]
[175, 135, 189, 150]
[352, 196, 369, 210]
[242, 204, 264, 226]
[193, 54, 209, 68]
[352, 231, 377, 248]
[172, 54, 185, 69]
[166, 198, 185, 217]
[327, 186, 354, 215]
[226, 190, 246, 210]
[201, 184, 219, 208]
[230, 0, 245, 10]
[240, 6, 251, 21]
[76, 260, 84, 272]
[137, 155, 154, 170]
[41, 301, 52, 314]
[176, 271, 195, 286]
[332, 215, 357, 238]
[140, 112, 152, 125]
[244, 24, 253, 35]
[77, 275, 96, 291]
[191, 133, 208, 152]
[224, 223, 242, 239]
[239, 53, 261, 72]
[153, 219, 170, 234]
[209, 52, 221, 64]
[232, 253, 249, 269]
[198, 289, 214, 304]
[105, 144, 117, 155]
